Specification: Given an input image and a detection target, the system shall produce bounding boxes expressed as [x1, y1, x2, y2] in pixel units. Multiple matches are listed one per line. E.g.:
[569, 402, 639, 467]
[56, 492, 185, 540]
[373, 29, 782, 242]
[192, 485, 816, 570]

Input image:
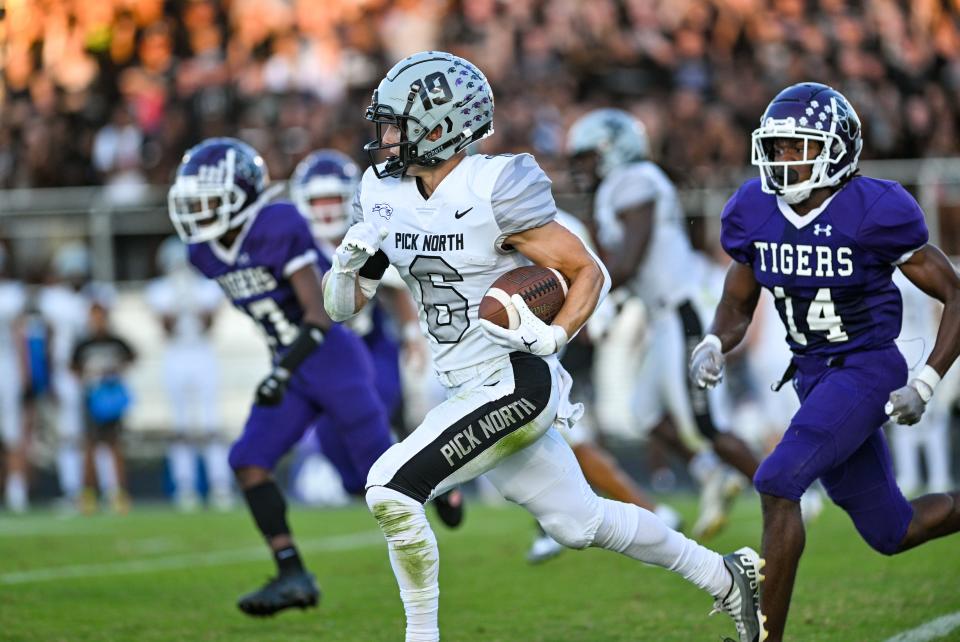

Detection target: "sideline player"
[144, 236, 233, 511]
[567, 108, 760, 538]
[290, 150, 463, 525]
[691, 82, 960, 642]
[0, 244, 28, 512]
[39, 243, 118, 509]
[168, 138, 394, 616]
[325, 51, 762, 642]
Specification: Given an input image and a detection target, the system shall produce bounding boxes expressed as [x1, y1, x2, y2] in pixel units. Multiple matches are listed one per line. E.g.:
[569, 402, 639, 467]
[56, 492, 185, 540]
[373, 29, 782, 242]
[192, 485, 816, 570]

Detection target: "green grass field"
[1, 497, 958, 642]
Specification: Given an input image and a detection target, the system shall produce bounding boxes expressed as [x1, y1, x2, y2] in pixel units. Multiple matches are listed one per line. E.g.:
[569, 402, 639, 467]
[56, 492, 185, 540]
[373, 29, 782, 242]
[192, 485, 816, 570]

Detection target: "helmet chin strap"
[781, 187, 811, 205]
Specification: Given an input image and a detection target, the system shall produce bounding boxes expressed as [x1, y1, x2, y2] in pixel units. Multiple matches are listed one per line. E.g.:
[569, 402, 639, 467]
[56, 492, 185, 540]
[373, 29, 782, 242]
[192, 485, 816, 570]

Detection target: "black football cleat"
[237, 570, 320, 617]
[432, 489, 465, 529]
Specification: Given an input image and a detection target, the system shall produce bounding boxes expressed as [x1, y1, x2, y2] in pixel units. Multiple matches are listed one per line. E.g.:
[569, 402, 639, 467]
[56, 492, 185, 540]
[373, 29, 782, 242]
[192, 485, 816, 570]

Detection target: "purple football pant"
[753, 344, 914, 555]
[315, 330, 402, 493]
[229, 324, 393, 485]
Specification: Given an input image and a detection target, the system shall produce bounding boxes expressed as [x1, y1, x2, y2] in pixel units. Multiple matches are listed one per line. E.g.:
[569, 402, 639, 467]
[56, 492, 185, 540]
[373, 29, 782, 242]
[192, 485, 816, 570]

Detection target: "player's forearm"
[926, 294, 960, 377]
[553, 260, 607, 338]
[708, 302, 754, 353]
[322, 268, 368, 322]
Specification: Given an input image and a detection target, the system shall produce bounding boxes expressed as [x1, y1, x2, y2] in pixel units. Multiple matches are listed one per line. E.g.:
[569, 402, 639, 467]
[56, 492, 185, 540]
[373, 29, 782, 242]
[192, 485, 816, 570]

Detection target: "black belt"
[771, 355, 846, 392]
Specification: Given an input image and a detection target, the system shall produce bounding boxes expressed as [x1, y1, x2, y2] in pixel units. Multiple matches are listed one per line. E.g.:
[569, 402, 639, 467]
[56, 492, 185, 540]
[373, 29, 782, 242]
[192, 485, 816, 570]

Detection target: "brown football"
[479, 265, 568, 329]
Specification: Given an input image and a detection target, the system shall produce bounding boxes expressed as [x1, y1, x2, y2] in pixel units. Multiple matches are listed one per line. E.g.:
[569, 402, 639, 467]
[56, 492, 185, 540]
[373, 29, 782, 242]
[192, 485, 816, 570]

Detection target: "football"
[479, 265, 568, 329]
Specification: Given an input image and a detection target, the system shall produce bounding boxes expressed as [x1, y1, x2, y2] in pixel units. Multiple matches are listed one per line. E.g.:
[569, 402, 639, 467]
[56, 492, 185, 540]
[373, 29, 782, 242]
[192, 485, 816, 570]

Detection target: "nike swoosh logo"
[454, 207, 473, 219]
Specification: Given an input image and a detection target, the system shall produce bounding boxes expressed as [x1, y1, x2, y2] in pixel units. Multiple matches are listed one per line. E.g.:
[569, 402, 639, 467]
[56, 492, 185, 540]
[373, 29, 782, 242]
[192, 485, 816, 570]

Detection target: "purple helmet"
[168, 138, 269, 243]
[290, 149, 359, 243]
[751, 82, 862, 204]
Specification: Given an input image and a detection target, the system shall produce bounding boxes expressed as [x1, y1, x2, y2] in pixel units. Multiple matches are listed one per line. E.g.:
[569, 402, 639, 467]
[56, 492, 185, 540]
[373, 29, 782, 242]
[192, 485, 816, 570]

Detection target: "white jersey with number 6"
[354, 153, 555, 375]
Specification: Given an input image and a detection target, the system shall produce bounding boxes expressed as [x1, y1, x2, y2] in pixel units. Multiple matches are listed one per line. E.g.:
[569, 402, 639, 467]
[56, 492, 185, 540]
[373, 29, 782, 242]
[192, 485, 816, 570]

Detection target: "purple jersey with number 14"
[721, 176, 929, 357]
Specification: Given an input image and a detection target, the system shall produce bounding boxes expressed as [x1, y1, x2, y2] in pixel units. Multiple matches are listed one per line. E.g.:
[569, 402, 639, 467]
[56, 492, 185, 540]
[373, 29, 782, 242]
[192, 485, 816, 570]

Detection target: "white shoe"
[654, 504, 683, 531]
[526, 534, 564, 565]
[174, 490, 201, 513]
[209, 488, 235, 512]
[693, 467, 741, 540]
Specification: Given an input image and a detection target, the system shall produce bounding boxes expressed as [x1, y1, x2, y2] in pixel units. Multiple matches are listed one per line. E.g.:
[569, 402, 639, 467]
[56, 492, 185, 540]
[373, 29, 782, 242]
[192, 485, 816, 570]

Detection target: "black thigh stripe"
[678, 300, 720, 440]
[386, 353, 553, 503]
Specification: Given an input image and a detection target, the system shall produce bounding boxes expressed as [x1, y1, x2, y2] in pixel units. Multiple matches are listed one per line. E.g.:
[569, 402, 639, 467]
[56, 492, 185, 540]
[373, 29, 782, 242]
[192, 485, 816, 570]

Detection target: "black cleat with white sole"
[712, 546, 766, 642]
[237, 570, 320, 617]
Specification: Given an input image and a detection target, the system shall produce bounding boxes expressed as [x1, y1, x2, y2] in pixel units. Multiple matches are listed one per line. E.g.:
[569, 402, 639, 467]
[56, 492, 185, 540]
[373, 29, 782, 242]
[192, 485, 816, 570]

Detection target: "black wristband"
[359, 249, 390, 280]
[276, 323, 325, 375]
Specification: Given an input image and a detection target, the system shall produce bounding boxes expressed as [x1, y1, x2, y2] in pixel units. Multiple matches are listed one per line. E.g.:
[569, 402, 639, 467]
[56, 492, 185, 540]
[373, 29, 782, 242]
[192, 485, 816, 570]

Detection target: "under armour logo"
[522, 337, 537, 351]
[238, 253, 251, 265]
[813, 224, 832, 237]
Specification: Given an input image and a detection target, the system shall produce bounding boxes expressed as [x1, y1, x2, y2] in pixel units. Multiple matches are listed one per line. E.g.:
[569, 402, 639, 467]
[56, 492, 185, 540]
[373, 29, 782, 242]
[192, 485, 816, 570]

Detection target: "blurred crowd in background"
[1, 0, 959, 514]
[3, 0, 960, 194]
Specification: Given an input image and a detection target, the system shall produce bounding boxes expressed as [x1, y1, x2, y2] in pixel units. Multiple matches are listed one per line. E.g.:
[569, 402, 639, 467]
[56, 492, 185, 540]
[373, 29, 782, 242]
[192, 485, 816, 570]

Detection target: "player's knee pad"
[538, 511, 599, 550]
[855, 521, 903, 556]
[365, 485, 427, 539]
[753, 450, 808, 502]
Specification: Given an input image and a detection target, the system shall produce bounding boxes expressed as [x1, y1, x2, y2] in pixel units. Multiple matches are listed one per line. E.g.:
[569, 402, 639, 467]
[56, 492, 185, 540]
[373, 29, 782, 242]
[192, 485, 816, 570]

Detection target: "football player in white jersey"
[39, 242, 118, 509]
[567, 108, 761, 538]
[890, 269, 956, 495]
[323, 51, 761, 642]
[0, 244, 29, 512]
[145, 236, 232, 511]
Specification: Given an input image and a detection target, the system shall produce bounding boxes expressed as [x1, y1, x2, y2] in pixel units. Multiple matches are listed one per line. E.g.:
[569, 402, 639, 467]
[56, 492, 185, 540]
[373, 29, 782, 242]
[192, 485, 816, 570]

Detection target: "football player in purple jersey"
[168, 138, 394, 617]
[691, 83, 960, 641]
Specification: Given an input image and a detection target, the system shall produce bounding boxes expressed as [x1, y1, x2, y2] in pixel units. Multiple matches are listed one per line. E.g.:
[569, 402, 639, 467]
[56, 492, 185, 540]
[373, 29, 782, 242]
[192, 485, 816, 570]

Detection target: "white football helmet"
[566, 109, 649, 178]
[364, 51, 495, 178]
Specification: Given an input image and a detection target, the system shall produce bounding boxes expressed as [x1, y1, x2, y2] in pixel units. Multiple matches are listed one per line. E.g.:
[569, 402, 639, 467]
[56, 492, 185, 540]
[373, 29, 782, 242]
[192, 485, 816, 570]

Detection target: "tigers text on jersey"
[593, 161, 698, 311]
[721, 176, 928, 356]
[188, 200, 325, 354]
[355, 153, 555, 373]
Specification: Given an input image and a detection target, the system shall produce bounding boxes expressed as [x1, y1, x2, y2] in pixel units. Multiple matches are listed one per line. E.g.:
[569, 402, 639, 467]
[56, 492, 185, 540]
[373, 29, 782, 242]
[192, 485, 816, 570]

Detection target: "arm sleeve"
[492, 154, 556, 249]
[857, 183, 929, 265]
[349, 181, 365, 226]
[720, 186, 754, 265]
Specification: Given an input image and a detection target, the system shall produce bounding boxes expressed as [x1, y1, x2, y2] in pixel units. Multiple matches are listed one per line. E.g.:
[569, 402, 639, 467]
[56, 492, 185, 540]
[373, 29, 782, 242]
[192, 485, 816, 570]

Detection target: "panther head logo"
[372, 203, 393, 220]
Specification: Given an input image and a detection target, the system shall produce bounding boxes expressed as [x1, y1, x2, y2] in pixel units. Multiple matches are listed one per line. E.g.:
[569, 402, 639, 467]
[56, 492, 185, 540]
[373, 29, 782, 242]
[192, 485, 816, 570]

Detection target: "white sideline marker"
[0, 530, 383, 585]
[882, 611, 960, 642]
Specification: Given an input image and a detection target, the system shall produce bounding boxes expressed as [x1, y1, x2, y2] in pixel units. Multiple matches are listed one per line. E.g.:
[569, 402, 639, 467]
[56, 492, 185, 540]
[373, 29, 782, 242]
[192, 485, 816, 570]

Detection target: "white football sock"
[366, 486, 440, 642]
[95, 444, 118, 496]
[56, 445, 83, 499]
[5, 472, 28, 512]
[203, 441, 233, 498]
[593, 498, 731, 598]
[169, 441, 196, 498]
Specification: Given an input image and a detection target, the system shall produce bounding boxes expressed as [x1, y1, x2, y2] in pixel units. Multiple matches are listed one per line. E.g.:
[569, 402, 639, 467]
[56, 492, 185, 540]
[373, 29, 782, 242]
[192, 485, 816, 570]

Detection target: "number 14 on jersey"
[774, 286, 849, 345]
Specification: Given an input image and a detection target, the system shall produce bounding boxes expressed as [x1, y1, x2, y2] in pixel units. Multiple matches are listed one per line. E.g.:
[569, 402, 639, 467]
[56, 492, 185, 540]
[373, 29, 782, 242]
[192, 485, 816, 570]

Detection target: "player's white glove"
[885, 365, 941, 426]
[479, 294, 568, 357]
[334, 222, 388, 274]
[689, 334, 725, 389]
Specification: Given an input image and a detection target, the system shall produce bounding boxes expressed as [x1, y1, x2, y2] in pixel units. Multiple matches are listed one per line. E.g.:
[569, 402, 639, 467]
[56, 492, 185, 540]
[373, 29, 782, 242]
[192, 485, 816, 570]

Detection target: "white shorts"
[366, 352, 581, 503]
[627, 300, 731, 450]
